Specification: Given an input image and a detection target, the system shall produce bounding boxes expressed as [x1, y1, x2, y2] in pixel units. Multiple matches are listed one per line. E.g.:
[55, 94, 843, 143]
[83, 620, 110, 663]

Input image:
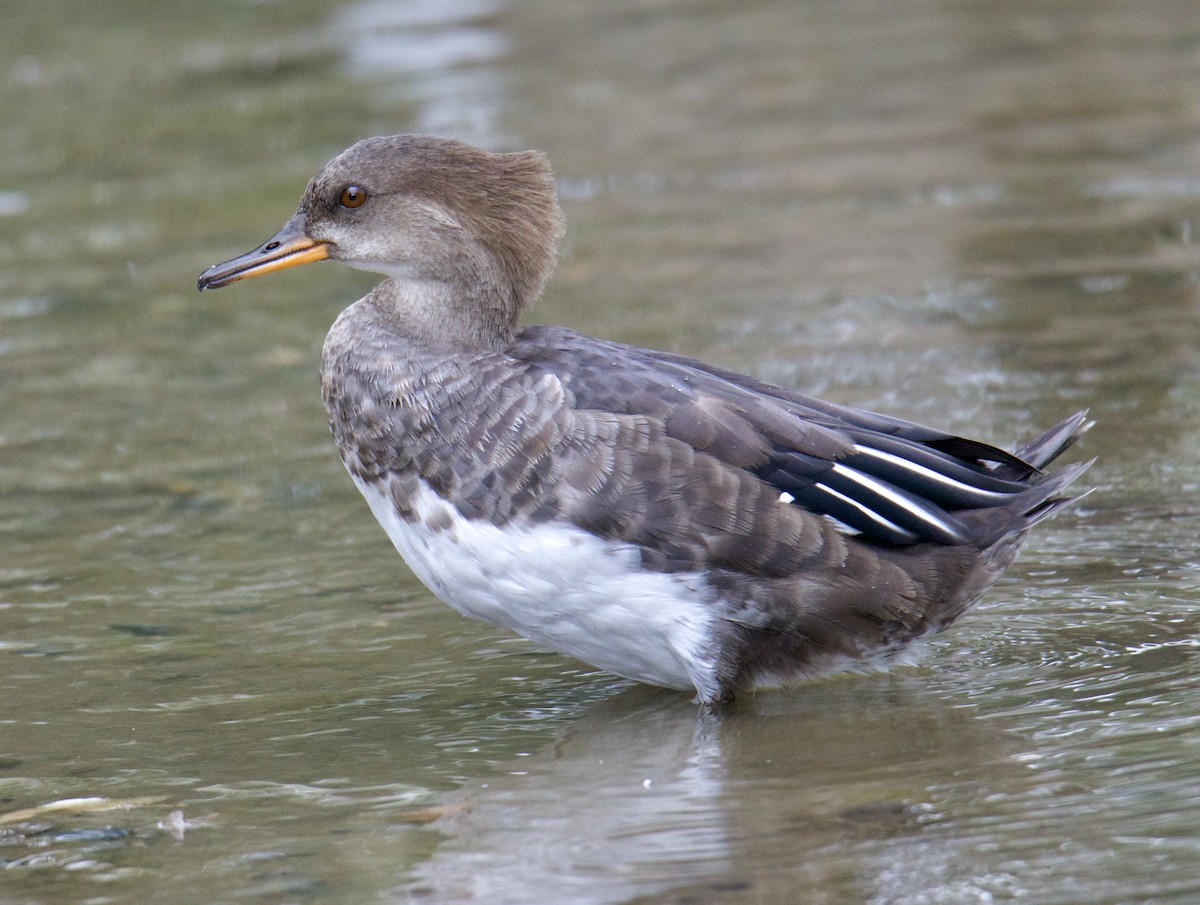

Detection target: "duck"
[198, 134, 1091, 706]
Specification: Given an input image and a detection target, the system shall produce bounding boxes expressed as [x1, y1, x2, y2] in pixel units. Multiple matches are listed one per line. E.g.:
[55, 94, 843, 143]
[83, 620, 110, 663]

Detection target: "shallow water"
[2, 0, 1199, 902]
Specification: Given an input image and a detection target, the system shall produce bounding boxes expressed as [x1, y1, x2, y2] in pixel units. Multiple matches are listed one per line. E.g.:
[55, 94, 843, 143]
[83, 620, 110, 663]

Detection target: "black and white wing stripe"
[751, 439, 1033, 546]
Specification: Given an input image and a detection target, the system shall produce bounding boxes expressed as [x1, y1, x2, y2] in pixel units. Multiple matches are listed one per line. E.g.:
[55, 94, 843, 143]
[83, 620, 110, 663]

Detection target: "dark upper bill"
[197, 212, 329, 291]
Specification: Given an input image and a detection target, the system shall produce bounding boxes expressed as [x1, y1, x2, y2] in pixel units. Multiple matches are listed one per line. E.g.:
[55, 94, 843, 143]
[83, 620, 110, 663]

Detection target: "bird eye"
[338, 185, 368, 209]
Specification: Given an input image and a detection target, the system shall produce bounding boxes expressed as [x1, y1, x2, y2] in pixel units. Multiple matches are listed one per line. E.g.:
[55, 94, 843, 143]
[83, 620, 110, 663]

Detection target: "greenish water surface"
[2, 1, 1199, 903]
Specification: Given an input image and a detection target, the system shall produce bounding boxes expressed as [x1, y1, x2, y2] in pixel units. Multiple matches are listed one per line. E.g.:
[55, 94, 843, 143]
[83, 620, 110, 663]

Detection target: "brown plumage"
[199, 134, 1091, 705]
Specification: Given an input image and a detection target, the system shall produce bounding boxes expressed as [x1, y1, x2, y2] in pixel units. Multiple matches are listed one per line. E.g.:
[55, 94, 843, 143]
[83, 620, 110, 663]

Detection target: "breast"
[350, 473, 723, 700]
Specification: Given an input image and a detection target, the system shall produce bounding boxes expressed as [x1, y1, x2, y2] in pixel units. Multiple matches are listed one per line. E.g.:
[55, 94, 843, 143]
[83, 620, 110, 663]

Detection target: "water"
[2, 0, 1199, 902]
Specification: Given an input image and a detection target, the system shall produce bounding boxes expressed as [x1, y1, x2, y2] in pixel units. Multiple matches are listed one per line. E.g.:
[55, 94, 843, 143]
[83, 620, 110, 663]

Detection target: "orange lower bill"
[198, 212, 330, 291]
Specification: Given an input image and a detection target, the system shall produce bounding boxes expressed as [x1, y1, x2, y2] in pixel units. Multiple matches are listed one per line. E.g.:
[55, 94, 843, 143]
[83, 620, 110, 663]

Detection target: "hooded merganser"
[199, 134, 1091, 705]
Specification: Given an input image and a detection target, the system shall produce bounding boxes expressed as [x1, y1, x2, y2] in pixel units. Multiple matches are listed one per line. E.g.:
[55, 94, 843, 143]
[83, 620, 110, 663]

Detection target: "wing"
[509, 326, 1086, 556]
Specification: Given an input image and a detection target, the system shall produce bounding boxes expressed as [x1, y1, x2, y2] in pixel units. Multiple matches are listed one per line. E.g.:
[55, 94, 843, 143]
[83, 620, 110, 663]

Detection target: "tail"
[1009, 410, 1095, 529]
[1012, 409, 1093, 471]
[933, 410, 1093, 634]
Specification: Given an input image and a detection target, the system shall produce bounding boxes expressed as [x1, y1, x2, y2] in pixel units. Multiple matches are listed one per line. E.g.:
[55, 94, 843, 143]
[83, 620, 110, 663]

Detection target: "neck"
[358, 277, 517, 357]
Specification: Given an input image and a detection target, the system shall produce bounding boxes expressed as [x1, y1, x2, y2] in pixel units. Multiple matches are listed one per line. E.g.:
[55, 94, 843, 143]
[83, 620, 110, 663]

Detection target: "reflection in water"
[386, 676, 1046, 904]
[393, 694, 731, 903]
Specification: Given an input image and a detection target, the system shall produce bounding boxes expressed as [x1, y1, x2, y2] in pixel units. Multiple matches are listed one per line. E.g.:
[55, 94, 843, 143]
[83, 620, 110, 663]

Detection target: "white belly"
[353, 476, 721, 700]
